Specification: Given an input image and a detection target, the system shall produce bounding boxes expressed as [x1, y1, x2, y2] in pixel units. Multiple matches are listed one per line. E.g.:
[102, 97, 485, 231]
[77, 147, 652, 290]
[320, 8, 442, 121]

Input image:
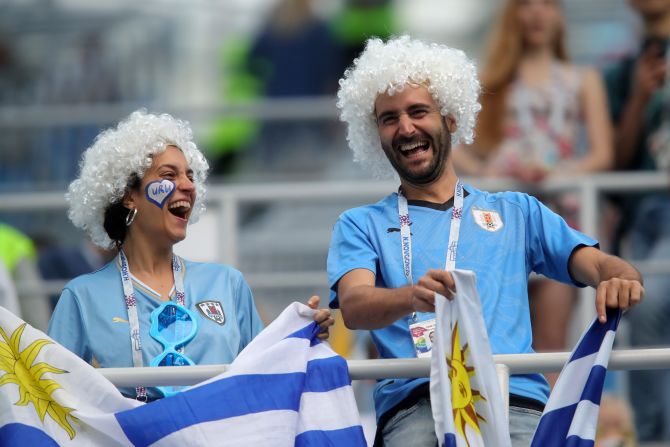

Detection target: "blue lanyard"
[397, 180, 464, 320]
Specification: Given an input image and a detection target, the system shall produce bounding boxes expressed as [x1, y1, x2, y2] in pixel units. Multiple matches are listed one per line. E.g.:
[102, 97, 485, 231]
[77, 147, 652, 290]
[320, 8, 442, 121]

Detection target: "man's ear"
[444, 115, 457, 133]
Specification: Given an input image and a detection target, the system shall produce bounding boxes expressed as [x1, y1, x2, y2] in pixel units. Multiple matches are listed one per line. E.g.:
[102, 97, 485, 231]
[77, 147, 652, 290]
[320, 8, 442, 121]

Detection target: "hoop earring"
[125, 208, 138, 227]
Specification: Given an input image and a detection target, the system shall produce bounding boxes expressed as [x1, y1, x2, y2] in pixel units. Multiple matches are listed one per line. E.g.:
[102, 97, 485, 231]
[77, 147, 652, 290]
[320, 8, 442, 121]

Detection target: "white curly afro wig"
[337, 35, 481, 178]
[67, 109, 209, 249]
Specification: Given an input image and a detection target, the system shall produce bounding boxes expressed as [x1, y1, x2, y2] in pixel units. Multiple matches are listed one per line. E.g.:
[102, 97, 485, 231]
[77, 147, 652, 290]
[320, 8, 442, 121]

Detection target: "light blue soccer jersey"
[327, 184, 597, 422]
[48, 258, 263, 399]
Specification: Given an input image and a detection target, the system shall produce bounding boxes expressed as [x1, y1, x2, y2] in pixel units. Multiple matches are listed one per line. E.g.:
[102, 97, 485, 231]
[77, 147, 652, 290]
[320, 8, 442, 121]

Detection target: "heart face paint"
[145, 180, 175, 208]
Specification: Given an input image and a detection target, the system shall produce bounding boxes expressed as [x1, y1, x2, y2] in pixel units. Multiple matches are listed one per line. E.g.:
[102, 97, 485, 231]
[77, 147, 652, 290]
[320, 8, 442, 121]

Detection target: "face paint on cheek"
[145, 180, 176, 209]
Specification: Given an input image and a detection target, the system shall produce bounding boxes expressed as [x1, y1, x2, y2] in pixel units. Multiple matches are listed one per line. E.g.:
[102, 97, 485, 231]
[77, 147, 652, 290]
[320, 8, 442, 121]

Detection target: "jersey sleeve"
[234, 272, 264, 352]
[327, 211, 378, 309]
[524, 195, 598, 286]
[47, 288, 91, 362]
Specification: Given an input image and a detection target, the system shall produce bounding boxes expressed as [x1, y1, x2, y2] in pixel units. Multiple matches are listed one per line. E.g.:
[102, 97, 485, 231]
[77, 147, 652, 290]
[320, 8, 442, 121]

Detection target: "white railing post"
[574, 178, 599, 343]
[219, 191, 239, 268]
[496, 363, 510, 421]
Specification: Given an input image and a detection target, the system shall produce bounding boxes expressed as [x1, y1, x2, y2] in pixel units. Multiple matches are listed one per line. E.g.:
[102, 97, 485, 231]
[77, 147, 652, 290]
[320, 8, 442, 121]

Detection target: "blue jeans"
[628, 195, 670, 441]
[380, 396, 541, 446]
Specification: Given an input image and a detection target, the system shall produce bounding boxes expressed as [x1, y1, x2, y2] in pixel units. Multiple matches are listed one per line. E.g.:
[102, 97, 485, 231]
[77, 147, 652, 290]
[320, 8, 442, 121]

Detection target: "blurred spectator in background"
[37, 238, 114, 310]
[595, 394, 637, 447]
[456, 0, 613, 385]
[243, 0, 343, 170]
[0, 259, 20, 317]
[604, 1, 670, 439]
[206, 36, 262, 175]
[0, 222, 50, 329]
[331, 0, 396, 74]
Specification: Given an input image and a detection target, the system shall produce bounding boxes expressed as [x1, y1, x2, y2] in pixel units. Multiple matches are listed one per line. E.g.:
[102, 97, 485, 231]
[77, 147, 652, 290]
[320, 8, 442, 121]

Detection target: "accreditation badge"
[409, 318, 436, 358]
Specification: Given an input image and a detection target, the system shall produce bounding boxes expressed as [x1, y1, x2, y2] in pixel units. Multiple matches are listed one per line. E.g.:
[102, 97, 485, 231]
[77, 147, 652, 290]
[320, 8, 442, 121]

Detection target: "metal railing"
[97, 347, 670, 415]
[98, 348, 670, 387]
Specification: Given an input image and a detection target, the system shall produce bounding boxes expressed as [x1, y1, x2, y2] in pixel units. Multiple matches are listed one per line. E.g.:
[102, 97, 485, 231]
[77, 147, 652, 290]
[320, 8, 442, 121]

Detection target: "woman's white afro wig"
[337, 35, 481, 178]
[66, 109, 209, 249]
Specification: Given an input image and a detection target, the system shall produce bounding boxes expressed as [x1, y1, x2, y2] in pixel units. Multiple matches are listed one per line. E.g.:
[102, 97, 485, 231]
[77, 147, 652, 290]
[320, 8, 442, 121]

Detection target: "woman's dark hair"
[103, 173, 141, 249]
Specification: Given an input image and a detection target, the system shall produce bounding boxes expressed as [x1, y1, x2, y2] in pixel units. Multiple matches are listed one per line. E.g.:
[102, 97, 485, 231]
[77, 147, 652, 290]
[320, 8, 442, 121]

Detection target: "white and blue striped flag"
[0, 303, 366, 446]
[430, 270, 511, 447]
[531, 307, 622, 446]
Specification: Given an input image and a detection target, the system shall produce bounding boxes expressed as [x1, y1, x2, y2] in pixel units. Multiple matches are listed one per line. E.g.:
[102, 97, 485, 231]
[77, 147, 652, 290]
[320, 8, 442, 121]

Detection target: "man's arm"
[568, 246, 645, 323]
[336, 268, 454, 330]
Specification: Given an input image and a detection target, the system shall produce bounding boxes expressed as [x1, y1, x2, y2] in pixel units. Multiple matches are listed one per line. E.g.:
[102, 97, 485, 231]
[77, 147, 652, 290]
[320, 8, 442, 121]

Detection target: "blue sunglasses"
[149, 301, 198, 397]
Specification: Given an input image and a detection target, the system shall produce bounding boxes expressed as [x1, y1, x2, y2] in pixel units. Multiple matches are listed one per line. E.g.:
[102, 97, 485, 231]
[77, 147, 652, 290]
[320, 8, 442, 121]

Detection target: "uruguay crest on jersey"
[197, 300, 226, 325]
[472, 208, 503, 232]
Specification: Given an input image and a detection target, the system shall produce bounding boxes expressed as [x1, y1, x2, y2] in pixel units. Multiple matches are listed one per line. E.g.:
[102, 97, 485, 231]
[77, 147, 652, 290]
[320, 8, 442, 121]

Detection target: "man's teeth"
[168, 201, 191, 210]
[399, 141, 427, 152]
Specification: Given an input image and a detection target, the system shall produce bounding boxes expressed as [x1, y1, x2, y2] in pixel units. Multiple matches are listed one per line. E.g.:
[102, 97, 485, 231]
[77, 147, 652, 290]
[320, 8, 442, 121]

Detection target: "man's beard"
[383, 126, 450, 186]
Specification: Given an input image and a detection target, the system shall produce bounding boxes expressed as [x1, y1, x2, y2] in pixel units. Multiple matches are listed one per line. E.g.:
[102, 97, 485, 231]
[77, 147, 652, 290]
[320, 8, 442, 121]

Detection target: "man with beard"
[327, 35, 645, 447]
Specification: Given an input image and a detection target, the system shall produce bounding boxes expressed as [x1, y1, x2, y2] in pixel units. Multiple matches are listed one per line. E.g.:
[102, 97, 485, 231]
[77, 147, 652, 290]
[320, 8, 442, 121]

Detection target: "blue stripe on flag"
[294, 426, 366, 446]
[285, 322, 322, 346]
[116, 357, 350, 446]
[531, 366, 606, 446]
[579, 365, 606, 404]
[444, 433, 457, 447]
[565, 436, 595, 446]
[531, 403, 578, 446]
[570, 309, 620, 362]
[305, 355, 351, 391]
[0, 423, 59, 447]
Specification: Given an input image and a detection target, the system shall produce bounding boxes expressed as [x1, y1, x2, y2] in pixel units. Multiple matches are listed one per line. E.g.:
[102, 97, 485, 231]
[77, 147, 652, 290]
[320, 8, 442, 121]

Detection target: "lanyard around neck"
[118, 250, 186, 399]
[397, 179, 464, 287]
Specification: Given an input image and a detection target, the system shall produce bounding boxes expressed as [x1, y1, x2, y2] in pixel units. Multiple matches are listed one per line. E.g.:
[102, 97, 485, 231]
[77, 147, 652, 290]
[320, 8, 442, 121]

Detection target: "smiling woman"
[46, 110, 333, 401]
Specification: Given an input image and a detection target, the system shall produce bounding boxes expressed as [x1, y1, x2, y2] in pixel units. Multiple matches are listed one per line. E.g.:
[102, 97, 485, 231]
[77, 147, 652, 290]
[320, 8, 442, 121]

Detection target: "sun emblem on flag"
[0, 323, 79, 439]
[447, 322, 486, 446]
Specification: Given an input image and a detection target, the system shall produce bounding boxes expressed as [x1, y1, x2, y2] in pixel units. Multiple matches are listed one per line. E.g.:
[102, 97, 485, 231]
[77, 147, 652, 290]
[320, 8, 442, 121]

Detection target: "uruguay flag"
[0, 303, 366, 446]
[430, 270, 511, 447]
[530, 307, 622, 446]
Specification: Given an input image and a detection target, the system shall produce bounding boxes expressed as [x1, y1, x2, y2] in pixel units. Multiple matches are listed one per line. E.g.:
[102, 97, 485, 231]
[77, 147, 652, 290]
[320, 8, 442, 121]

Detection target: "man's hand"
[632, 45, 667, 104]
[307, 295, 334, 340]
[412, 269, 456, 313]
[569, 246, 645, 323]
[595, 278, 645, 323]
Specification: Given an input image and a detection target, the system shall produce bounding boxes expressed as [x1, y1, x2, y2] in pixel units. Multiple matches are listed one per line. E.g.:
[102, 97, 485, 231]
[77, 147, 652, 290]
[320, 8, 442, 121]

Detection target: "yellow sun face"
[446, 322, 486, 446]
[0, 323, 79, 439]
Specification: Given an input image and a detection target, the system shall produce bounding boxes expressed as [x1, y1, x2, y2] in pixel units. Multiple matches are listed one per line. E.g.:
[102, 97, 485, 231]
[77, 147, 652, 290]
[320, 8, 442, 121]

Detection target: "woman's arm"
[568, 67, 614, 173]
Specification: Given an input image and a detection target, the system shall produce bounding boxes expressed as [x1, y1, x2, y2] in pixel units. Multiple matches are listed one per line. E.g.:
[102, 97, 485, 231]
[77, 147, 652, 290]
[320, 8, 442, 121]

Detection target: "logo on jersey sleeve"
[472, 208, 504, 232]
[196, 301, 226, 325]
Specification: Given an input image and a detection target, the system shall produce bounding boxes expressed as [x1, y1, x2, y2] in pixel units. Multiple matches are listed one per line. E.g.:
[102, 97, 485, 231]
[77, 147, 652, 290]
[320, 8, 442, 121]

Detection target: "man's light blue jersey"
[48, 258, 263, 399]
[327, 184, 597, 422]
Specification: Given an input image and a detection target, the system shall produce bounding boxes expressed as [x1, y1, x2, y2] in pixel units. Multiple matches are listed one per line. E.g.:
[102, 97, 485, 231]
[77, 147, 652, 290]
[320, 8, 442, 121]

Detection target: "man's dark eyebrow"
[376, 110, 397, 121]
[407, 103, 432, 111]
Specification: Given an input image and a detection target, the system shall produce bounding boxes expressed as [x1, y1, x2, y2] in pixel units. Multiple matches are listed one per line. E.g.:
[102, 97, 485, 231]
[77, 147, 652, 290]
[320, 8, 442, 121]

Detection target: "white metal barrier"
[98, 348, 670, 413]
[99, 348, 670, 386]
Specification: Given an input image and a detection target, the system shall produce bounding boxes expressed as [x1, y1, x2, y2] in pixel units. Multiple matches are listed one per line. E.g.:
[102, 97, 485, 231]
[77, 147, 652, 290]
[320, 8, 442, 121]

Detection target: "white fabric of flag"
[0, 303, 366, 446]
[430, 269, 511, 447]
[531, 308, 621, 446]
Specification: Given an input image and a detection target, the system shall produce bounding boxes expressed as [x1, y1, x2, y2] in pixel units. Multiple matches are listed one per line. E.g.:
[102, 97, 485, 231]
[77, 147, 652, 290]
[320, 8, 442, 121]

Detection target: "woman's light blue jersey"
[48, 258, 263, 399]
[327, 184, 597, 422]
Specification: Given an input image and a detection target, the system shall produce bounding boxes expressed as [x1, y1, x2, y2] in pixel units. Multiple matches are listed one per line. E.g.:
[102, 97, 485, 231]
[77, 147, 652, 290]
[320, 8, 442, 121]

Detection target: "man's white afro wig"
[67, 109, 209, 249]
[337, 35, 481, 178]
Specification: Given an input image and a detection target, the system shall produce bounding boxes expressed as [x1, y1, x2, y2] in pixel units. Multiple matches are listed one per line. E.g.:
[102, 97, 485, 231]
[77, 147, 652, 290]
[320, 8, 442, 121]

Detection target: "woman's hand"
[307, 295, 334, 340]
